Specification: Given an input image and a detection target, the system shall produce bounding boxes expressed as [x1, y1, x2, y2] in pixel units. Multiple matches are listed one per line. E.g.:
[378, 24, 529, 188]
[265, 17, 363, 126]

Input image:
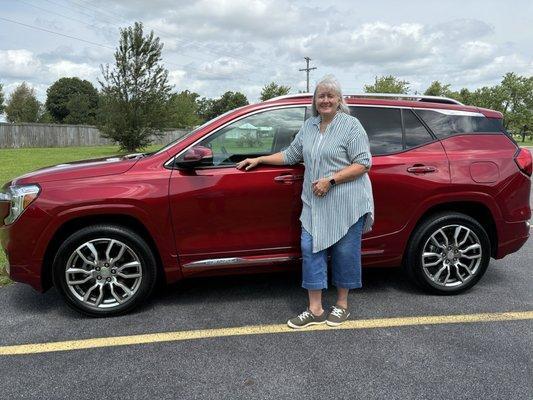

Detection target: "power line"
[15, 0, 110, 33]
[26, 0, 275, 85]
[63, 0, 290, 81]
[0, 15, 264, 89]
[0, 16, 114, 49]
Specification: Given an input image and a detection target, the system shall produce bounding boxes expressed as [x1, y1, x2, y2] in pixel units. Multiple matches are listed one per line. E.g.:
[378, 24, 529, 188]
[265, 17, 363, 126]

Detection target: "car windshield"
[153, 107, 247, 156]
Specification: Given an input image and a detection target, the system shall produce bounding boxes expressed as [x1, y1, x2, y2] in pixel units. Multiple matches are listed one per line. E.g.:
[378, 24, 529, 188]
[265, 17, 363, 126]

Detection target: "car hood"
[12, 154, 141, 185]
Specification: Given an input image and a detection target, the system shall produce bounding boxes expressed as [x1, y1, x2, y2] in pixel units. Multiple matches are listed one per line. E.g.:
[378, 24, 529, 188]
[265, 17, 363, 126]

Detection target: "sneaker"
[326, 305, 350, 327]
[287, 309, 327, 329]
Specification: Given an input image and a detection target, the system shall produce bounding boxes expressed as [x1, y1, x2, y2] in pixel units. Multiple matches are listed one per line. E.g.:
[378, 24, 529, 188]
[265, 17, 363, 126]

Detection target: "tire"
[405, 212, 491, 294]
[52, 224, 157, 317]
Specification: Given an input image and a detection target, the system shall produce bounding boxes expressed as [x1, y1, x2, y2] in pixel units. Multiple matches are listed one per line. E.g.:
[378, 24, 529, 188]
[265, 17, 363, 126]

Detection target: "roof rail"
[264, 92, 464, 106]
[344, 93, 464, 105]
[264, 93, 313, 102]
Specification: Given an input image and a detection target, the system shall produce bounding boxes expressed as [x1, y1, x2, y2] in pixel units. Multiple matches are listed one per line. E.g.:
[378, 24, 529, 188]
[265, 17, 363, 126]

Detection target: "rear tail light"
[515, 148, 532, 176]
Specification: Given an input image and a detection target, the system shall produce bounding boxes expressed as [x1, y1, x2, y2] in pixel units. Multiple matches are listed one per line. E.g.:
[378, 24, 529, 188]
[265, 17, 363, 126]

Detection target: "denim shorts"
[301, 214, 367, 290]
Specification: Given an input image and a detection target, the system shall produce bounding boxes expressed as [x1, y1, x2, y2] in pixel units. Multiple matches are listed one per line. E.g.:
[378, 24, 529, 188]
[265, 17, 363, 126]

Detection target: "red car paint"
[1, 97, 530, 294]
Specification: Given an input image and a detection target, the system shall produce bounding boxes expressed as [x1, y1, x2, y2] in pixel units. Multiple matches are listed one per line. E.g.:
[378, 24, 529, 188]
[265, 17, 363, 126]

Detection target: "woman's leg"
[308, 289, 324, 316]
[287, 228, 328, 328]
[301, 227, 327, 315]
[336, 287, 349, 309]
[331, 215, 366, 308]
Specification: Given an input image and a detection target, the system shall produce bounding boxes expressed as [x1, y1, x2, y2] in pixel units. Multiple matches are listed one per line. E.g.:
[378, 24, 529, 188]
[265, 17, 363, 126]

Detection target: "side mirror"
[175, 145, 213, 168]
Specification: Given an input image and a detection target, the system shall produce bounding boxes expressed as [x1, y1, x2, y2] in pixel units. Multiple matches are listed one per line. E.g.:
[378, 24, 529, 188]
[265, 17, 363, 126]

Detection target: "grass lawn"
[0, 144, 161, 287]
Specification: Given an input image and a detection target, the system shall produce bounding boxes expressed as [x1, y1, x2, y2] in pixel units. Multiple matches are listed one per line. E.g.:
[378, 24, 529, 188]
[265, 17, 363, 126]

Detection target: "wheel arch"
[404, 201, 498, 265]
[42, 214, 166, 291]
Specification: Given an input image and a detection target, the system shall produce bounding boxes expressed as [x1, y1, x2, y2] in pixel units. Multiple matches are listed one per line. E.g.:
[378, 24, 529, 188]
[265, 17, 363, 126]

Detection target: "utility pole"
[299, 57, 317, 92]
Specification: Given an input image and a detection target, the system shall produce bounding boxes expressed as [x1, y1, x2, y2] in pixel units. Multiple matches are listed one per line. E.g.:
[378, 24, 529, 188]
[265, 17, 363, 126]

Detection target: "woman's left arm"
[312, 163, 369, 196]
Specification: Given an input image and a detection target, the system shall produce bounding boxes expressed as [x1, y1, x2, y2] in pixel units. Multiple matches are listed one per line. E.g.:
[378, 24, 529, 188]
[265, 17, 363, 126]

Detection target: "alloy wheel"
[64, 238, 143, 309]
[421, 224, 483, 288]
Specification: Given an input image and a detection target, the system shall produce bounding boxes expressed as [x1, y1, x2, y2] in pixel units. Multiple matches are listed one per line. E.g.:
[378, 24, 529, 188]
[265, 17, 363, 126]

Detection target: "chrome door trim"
[183, 256, 299, 269]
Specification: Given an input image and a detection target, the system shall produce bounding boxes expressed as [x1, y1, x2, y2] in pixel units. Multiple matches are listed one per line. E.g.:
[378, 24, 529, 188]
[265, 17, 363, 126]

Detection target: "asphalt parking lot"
[0, 148, 531, 400]
[0, 235, 531, 400]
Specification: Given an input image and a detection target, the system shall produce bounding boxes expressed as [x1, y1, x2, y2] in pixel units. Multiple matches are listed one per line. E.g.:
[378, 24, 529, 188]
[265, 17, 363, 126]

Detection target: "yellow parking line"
[1, 310, 532, 356]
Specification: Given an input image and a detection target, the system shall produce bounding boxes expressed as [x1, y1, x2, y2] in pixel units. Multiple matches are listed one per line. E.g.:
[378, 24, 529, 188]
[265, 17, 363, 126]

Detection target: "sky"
[1, 0, 532, 105]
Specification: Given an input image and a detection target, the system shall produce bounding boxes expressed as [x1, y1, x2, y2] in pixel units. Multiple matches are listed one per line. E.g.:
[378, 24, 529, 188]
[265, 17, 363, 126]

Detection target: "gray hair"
[311, 75, 350, 117]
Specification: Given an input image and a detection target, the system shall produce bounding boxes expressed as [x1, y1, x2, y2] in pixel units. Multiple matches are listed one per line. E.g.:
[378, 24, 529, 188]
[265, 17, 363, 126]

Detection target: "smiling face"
[315, 84, 341, 119]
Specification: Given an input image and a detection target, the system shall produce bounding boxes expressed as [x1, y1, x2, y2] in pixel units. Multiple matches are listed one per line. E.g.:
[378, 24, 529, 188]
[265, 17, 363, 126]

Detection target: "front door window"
[176, 107, 305, 167]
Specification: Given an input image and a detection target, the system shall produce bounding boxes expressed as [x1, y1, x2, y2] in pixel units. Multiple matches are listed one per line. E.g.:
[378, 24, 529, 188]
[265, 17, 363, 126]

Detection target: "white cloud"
[46, 60, 99, 81]
[168, 69, 187, 87]
[194, 57, 249, 80]
[428, 19, 494, 42]
[448, 54, 533, 87]
[456, 41, 497, 69]
[0, 49, 41, 79]
[281, 22, 439, 67]
[1, 0, 532, 103]
[138, 0, 308, 40]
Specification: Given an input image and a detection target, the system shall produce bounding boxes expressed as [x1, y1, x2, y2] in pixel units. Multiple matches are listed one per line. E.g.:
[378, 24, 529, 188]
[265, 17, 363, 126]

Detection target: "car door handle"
[274, 174, 304, 184]
[407, 165, 437, 174]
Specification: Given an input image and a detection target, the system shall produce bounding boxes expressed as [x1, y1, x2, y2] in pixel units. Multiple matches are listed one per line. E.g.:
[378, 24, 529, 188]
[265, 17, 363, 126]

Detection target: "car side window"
[402, 109, 434, 149]
[414, 109, 503, 138]
[350, 106, 403, 155]
[190, 107, 306, 167]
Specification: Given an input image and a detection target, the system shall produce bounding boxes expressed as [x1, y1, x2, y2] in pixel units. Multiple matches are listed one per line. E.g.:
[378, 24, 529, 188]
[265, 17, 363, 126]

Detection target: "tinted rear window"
[403, 109, 434, 149]
[414, 109, 503, 139]
[350, 107, 403, 155]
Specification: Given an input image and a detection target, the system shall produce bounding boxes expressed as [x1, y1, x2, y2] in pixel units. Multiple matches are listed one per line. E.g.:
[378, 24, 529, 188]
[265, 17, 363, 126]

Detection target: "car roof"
[259, 93, 502, 118]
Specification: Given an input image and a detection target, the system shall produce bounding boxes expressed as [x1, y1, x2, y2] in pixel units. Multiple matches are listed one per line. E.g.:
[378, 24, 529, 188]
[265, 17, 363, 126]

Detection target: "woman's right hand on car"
[236, 157, 261, 170]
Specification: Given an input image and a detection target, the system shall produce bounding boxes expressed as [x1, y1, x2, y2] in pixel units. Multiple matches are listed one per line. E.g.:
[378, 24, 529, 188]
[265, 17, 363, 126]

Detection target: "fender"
[36, 203, 182, 285]
[364, 190, 502, 265]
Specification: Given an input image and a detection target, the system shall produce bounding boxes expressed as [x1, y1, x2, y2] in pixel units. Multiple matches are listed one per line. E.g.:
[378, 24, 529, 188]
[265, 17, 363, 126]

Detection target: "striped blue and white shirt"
[281, 111, 374, 253]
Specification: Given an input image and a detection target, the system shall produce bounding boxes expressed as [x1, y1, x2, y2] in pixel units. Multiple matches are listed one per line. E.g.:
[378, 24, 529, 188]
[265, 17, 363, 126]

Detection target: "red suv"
[1, 93, 531, 316]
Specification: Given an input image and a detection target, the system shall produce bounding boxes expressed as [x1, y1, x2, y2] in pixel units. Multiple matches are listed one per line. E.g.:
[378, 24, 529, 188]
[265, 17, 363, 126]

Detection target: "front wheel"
[405, 212, 491, 294]
[52, 225, 157, 317]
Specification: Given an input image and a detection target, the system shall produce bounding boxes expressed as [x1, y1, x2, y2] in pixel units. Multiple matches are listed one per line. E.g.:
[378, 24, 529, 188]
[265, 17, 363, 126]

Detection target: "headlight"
[1, 184, 41, 225]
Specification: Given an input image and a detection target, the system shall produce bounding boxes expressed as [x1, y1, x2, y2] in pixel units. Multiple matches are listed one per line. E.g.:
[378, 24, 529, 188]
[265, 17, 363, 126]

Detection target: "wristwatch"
[329, 178, 336, 186]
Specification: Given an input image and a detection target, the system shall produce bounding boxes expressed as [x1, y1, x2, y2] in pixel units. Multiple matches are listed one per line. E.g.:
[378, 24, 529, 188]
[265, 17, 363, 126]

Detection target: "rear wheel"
[406, 212, 491, 294]
[52, 225, 157, 316]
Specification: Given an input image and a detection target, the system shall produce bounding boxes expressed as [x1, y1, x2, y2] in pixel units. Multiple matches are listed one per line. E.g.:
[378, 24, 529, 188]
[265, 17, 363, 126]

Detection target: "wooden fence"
[0, 123, 189, 149]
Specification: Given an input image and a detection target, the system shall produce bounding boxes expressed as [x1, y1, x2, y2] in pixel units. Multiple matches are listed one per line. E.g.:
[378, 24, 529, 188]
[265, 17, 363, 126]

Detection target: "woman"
[236, 75, 374, 328]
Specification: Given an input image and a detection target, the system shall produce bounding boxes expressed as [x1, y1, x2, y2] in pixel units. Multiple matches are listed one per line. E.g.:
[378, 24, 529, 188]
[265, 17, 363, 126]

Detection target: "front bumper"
[0, 206, 52, 292]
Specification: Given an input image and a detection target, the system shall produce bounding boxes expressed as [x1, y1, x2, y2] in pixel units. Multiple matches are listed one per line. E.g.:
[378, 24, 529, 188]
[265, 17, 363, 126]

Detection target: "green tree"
[38, 110, 54, 123]
[260, 82, 290, 101]
[424, 81, 452, 97]
[45, 77, 99, 124]
[98, 22, 173, 151]
[198, 91, 249, 121]
[0, 83, 5, 115]
[364, 75, 409, 94]
[169, 90, 202, 128]
[63, 94, 97, 125]
[498, 73, 533, 133]
[5, 82, 41, 123]
[196, 97, 215, 121]
[453, 73, 533, 134]
[452, 88, 473, 105]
